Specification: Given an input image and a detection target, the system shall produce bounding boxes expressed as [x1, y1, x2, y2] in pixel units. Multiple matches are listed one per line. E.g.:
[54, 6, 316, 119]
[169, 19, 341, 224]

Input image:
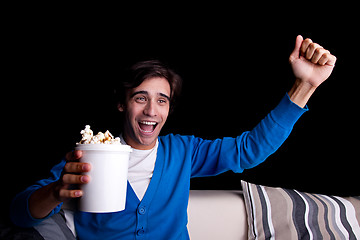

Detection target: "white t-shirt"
[120, 135, 158, 200]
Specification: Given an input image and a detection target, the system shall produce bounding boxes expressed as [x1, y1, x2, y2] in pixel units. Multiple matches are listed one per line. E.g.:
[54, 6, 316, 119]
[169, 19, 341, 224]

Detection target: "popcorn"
[77, 125, 121, 144]
[79, 125, 93, 144]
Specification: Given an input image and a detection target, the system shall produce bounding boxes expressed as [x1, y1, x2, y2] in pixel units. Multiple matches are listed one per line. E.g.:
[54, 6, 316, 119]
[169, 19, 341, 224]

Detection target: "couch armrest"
[187, 190, 248, 240]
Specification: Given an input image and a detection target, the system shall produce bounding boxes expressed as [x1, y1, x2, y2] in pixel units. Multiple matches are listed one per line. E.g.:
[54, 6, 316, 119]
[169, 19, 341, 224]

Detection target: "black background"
[2, 4, 359, 219]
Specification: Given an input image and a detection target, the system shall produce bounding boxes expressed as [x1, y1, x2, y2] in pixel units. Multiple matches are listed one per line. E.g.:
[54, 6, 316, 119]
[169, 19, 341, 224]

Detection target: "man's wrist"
[288, 79, 317, 108]
[29, 182, 62, 219]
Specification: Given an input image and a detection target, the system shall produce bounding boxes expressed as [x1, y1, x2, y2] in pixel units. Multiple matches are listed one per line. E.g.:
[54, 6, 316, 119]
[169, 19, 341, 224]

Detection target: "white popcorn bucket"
[75, 144, 132, 213]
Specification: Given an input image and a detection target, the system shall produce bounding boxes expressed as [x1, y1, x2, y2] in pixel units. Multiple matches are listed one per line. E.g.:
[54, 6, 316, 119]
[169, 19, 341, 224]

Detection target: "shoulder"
[159, 133, 206, 142]
[159, 133, 192, 144]
[158, 134, 203, 149]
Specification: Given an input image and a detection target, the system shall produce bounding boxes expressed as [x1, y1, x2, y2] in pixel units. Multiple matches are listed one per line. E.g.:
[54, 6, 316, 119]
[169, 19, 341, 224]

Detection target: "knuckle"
[315, 47, 323, 54]
[319, 55, 328, 63]
[64, 162, 85, 173]
[58, 189, 67, 198]
[77, 163, 83, 172]
[62, 174, 70, 183]
[308, 42, 318, 50]
[64, 162, 72, 172]
[73, 150, 83, 159]
[59, 189, 81, 199]
[304, 38, 313, 44]
[62, 174, 81, 184]
[324, 52, 332, 58]
[65, 150, 82, 162]
[320, 53, 330, 61]
[65, 151, 74, 161]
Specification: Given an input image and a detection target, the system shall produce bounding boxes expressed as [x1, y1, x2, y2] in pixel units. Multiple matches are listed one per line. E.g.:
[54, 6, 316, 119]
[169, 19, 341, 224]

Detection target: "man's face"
[119, 77, 171, 150]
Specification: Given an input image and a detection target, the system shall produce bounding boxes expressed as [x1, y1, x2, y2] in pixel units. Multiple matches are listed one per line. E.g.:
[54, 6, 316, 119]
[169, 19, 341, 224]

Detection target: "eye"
[158, 98, 168, 105]
[135, 96, 146, 103]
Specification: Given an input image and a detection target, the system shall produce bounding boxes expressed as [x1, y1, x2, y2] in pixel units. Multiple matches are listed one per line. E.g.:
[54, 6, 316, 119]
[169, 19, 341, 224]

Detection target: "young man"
[11, 35, 336, 239]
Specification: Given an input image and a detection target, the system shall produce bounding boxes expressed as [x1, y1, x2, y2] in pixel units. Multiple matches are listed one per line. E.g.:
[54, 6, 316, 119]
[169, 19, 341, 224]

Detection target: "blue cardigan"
[11, 94, 307, 239]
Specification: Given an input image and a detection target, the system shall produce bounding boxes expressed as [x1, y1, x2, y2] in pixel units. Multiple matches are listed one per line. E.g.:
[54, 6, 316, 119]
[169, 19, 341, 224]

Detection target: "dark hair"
[114, 59, 183, 113]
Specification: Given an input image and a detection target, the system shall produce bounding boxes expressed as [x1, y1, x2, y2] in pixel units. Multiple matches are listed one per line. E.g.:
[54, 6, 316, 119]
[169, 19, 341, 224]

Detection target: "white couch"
[30, 186, 360, 239]
[25, 184, 360, 239]
[187, 190, 247, 240]
[36, 190, 248, 239]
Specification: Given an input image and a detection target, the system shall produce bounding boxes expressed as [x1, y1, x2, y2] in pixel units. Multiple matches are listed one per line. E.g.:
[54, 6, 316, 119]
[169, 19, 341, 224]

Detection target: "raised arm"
[191, 35, 337, 177]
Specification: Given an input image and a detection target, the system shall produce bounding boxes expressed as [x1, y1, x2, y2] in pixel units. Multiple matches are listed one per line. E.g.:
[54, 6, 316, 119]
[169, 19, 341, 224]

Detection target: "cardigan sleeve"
[10, 160, 66, 227]
[191, 93, 308, 177]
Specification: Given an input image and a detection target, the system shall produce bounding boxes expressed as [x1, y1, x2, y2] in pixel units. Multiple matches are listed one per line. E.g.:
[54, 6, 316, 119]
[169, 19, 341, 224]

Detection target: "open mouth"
[138, 121, 158, 134]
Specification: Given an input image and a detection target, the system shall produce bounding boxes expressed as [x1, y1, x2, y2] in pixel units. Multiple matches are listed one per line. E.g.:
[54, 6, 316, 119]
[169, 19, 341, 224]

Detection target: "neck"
[121, 133, 157, 150]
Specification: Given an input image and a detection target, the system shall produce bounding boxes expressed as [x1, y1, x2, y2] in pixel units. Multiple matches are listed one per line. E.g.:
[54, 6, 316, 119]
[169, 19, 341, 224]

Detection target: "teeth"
[140, 121, 157, 125]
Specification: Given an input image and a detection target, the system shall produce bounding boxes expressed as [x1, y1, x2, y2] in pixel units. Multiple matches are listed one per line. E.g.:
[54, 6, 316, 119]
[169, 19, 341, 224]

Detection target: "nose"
[143, 100, 157, 117]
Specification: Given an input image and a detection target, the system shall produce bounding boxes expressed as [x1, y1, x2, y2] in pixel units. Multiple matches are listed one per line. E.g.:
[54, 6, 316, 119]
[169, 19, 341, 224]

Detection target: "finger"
[59, 189, 83, 198]
[62, 173, 91, 185]
[319, 53, 337, 66]
[289, 35, 303, 62]
[65, 150, 83, 161]
[326, 53, 337, 66]
[64, 162, 91, 173]
[310, 48, 329, 64]
[300, 38, 313, 57]
[305, 42, 322, 60]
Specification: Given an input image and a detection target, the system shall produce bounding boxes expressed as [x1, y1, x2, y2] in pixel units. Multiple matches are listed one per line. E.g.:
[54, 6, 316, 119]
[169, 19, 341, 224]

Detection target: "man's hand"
[28, 150, 91, 219]
[289, 35, 337, 88]
[53, 150, 91, 202]
[288, 35, 337, 108]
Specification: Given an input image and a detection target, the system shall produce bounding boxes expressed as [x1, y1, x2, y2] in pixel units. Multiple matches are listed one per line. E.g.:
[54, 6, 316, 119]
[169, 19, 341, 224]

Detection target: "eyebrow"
[130, 90, 171, 101]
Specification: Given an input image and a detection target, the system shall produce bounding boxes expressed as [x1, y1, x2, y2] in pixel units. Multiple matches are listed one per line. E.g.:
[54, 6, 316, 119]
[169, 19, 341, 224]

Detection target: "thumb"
[289, 35, 303, 62]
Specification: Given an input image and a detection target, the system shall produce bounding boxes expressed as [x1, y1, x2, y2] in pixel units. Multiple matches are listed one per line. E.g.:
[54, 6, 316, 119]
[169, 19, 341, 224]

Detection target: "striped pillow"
[241, 180, 360, 239]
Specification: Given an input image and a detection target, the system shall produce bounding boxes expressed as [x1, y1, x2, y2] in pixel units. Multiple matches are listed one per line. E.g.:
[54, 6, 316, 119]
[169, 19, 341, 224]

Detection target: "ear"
[117, 103, 125, 112]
